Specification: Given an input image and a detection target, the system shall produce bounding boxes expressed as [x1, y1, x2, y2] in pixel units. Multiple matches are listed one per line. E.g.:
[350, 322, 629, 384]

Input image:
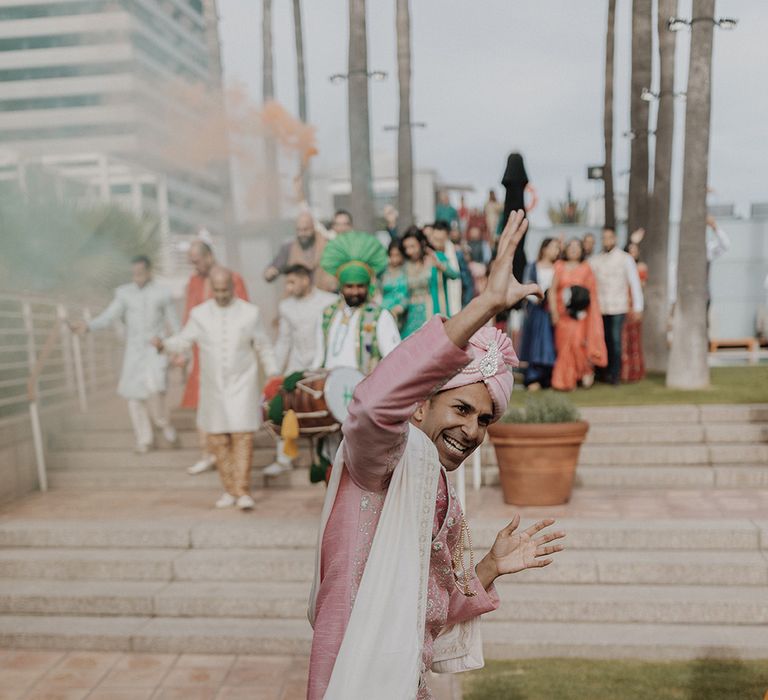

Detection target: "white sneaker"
[237, 494, 255, 510]
[262, 461, 291, 477]
[215, 493, 236, 508]
[188, 454, 216, 475]
[134, 443, 150, 454]
[162, 425, 178, 445]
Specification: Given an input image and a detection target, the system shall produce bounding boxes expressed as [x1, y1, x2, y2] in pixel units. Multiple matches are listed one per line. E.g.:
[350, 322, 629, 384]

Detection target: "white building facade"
[0, 0, 231, 275]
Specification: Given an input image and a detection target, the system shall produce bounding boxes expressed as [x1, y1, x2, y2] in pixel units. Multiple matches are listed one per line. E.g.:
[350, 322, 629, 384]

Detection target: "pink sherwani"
[308, 317, 499, 699]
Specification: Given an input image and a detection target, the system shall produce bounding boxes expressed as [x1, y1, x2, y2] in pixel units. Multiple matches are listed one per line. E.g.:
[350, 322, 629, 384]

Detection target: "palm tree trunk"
[627, 0, 652, 233]
[348, 0, 375, 233]
[262, 0, 279, 219]
[602, 0, 616, 230]
[202, 0, 238, 263]
[643, 0, 677, 372]
[666, 0, 715, 389]
[292, 0, 310, 202]
[292, 0, 307, 124]
[396, 0, 414, 229]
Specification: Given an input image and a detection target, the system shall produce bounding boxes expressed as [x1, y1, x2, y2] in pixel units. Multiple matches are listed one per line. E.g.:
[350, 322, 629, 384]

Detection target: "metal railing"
[0, 293, 122, 491]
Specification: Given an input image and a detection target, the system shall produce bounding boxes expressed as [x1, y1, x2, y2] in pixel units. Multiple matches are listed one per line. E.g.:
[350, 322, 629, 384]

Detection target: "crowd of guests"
[270, 192, 654, 394]
[370, 196, 648, 393]
[519, 228, 646, 392]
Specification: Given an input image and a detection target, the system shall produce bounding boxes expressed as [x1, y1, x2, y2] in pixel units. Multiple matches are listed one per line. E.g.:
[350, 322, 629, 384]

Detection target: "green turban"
[337, 260, 374, 285]
[320, 231, 388, 285]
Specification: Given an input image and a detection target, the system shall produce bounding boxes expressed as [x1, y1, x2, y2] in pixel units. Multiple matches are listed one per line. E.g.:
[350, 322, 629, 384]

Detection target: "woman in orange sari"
[550, 238, 607, 391]
[621, 241, 648, 382]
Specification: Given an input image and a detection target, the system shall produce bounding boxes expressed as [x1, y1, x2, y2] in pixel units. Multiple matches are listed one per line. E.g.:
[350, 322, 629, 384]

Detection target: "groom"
[308, 210, 566, 699]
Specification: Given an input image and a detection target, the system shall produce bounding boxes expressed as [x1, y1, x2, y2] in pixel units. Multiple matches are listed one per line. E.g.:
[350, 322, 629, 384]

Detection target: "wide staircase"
[0, 401, 767, 659]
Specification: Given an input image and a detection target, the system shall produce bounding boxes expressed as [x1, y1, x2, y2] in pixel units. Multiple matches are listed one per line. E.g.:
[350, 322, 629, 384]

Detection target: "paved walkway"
[0, 650, 460, 700]
[0, 650, 308, 700]
[2, 482, 767, 522]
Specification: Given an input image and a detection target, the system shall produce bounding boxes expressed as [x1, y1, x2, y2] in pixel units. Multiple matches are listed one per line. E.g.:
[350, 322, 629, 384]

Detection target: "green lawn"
[462, 658, 768, 700]
[509, 366, 768, 407]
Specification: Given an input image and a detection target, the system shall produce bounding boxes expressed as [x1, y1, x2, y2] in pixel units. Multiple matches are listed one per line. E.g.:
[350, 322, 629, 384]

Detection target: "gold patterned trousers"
[205, 432, 254, 497]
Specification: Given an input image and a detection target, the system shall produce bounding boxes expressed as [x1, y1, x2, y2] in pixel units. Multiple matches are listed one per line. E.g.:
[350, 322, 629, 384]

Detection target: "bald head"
[296, 212, 315, 247]
[209, 265, 234, 307]
[188, 240, 215, 276]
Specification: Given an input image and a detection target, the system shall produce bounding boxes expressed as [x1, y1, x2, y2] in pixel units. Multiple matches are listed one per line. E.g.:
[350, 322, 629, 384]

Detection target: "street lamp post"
[667, 16, 737, 32]
[641, 87, 686, 102]
[329, 70, 387, 84]
[329, 66, 387, 232]
[382, 122, 426, 132]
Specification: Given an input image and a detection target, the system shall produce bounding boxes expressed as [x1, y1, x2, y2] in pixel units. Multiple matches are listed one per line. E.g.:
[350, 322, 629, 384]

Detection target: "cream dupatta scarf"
[308, 427, 484, 699]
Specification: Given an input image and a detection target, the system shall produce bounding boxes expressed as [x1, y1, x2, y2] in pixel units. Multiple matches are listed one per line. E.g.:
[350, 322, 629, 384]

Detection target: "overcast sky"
[217, 0, 767, 226]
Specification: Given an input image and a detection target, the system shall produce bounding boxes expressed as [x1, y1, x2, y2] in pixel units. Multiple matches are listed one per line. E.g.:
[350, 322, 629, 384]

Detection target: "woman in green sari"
[381, 241, 408, 330]
[399, 227, 459, 337]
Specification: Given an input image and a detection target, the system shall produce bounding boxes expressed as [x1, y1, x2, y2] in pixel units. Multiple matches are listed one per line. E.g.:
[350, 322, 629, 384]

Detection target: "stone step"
[0, 548, 181, 581]
[490, 582, 768, 625]
[0, 517, 762, 552]
[575, 465, 768, 489]
[709, 444, 768, 463]
[578, 406, 702, 424]
[481, 620, 768, 661]
[713, 465, 768, 488]
[577, 404, 768, 425]
[1, 579, 765, 626]
[2, 547, 763, 586]
[50, 429, 284, 451]
[47, 448, 278, 470]
[63, 411, 201, 432]
[698, 404, 768, 423]
[582, 422, 768, 445]
[482, 462, 768, 489]
[584, 424, 705, 444]
[1, 614, 766, 659]
[0, 615, 152, 652]
[484, 464, 700, 489]
[578, 444, 711, 466]
[470, 518, 766, 552]
[171, 549, 314, 583]
[46, 467, 308, 491]
[704, 423, 768, 443]
[485, 443, 768, 467]
[0, 615, 312, 655]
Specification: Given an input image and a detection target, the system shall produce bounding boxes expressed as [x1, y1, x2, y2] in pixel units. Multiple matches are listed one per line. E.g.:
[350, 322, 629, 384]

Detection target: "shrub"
[501, 392, 581, 424]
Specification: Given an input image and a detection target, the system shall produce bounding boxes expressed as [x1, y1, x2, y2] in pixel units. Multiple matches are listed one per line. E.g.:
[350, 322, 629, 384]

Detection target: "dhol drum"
[265, 367, 364, 437]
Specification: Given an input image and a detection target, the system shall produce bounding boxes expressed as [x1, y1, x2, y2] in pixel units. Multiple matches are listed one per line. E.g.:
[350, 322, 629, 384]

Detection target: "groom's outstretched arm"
[343, 210, 539, 493]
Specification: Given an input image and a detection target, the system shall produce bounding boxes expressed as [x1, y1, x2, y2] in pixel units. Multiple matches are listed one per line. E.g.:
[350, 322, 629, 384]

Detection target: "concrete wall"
[0, 418, 40, 507]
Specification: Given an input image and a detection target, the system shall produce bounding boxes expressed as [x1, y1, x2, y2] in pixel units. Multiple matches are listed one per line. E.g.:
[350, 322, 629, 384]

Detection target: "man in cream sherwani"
[71, 255, 179, 453]
[154, 267, 278, 510]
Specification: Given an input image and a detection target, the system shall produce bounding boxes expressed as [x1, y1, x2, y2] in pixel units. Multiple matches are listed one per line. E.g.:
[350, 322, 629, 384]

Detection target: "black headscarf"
[501, 152, 530, 293]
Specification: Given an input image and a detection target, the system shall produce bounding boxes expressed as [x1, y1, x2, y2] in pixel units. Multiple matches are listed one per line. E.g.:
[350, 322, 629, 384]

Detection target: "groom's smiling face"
[411, 383, 494, 471]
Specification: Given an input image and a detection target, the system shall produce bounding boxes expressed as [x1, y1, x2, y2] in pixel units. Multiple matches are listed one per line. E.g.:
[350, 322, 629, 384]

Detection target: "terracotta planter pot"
[487, 421, 589, 506]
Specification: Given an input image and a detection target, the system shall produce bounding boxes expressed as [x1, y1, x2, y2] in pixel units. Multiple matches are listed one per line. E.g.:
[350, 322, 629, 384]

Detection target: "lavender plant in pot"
[487, 393, 589, 506]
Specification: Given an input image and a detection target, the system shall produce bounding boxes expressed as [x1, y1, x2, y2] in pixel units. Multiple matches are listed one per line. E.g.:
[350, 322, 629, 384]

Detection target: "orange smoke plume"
[260, 100, 318, 168]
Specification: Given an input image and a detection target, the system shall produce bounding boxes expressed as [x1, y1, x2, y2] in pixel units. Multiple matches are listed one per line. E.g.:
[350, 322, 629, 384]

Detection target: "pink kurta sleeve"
[342, 316, 471, 492]
[446, 579, 500, 627]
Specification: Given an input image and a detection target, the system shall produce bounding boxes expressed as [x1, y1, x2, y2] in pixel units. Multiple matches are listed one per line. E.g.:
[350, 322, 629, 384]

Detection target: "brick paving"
[0, 650, 459, 699]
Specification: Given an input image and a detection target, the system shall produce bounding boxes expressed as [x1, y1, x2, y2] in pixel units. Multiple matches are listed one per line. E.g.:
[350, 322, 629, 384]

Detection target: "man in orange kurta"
[181, 240, 249, 475]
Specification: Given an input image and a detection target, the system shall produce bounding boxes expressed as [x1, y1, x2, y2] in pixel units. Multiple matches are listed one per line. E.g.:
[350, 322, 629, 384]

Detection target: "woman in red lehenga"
[621, 241, 648, 382]
[550, 238, 607, 391]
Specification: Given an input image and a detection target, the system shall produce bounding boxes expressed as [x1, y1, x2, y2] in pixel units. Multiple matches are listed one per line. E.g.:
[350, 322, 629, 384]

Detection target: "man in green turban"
[312, 231, 401, 375]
